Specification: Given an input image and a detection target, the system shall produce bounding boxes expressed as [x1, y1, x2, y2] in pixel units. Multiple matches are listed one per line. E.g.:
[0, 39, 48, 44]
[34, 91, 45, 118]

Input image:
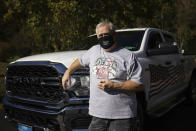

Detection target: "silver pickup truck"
[3, 28, 196, 131]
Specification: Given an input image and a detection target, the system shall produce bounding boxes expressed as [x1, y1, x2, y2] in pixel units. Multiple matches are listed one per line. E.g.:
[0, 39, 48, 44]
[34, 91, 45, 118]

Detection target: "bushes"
[0, 62, 8, 102]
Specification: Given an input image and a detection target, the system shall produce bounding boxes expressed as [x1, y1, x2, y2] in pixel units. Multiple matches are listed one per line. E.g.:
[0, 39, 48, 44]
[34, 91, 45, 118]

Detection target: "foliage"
[174, 0, 196, 51]
[0, 0, 195, 62]
[0, 77, 5, 101]
[0, 62, 8, 101]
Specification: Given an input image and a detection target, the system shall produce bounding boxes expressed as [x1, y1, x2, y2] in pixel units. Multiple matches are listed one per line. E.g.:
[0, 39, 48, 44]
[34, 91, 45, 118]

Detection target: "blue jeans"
[88, 116, 136, 131]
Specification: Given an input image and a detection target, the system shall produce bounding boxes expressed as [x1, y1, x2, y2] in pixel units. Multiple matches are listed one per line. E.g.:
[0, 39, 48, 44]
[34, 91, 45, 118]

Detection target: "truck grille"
[6, 65, 66, 103]
[4, 107, 60, 130]
[7, 66, 58, 77]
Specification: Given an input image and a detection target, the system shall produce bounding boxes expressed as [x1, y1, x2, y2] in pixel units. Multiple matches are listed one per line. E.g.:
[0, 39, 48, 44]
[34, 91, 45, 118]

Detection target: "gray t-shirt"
[78, 45, 143, 119]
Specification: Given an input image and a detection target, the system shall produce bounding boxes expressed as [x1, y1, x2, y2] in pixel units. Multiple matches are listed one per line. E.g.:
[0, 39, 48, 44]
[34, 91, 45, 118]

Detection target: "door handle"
[165, 61, 171, 65]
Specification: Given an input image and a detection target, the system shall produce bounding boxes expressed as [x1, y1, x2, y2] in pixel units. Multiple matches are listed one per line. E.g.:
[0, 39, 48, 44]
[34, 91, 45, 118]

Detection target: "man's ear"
[113, 32, 117, 41]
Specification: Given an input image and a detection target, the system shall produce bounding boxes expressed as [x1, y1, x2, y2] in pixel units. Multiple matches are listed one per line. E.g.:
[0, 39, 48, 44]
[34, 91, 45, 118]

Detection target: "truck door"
[145, 30, 183, 109]
[162, 33, 186, 92]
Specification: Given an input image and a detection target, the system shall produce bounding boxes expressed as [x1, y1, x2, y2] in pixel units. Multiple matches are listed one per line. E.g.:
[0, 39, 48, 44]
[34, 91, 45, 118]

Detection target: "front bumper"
[3, 96, 91, 131]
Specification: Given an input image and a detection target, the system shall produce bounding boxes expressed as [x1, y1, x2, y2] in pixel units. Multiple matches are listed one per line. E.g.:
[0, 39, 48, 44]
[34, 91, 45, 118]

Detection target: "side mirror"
[159, 42, 173, 48]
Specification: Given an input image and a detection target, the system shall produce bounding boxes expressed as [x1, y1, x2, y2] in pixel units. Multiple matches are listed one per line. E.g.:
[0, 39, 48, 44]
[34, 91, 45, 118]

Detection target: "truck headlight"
[68, 75, 90, 97]
[80, 76, 90, 88]
[67, 77, 77, 89]
[68, 76, 90, 89]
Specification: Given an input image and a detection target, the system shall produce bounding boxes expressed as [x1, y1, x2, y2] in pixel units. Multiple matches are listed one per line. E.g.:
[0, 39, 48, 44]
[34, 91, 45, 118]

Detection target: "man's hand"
[98, 79, 114, 91]
[62, 70, 71, 90]
[98, 79, 144, 92]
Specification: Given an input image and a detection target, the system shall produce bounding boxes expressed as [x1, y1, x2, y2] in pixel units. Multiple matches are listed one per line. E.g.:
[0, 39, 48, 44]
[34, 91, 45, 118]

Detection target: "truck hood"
[15, 50, 87, 67]
[14, 49, 143, 68]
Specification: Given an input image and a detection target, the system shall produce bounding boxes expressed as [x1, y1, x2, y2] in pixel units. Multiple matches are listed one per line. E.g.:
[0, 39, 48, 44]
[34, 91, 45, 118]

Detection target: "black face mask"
[98, 34, 114, 49]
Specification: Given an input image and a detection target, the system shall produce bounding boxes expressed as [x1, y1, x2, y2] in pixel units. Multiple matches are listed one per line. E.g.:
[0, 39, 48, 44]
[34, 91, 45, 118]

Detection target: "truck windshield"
[117, 31, 144, 51]
[79, 30, 144, 51]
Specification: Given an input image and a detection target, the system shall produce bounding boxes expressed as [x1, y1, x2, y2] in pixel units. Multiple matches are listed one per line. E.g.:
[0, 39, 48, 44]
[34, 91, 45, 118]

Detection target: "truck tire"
[187, 75, 196, 105]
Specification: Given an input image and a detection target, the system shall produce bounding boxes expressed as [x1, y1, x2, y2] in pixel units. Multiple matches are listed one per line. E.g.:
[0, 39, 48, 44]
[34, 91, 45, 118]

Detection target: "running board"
[147, 96, 186, 117]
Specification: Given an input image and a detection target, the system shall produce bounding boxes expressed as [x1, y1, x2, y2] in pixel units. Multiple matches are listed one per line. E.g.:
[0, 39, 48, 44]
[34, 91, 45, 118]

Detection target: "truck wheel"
[135, 100, 144, 131]
[187, 75, 196, 105]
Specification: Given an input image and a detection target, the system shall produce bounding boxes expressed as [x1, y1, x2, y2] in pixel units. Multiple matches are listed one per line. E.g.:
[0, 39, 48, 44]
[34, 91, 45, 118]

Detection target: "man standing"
[62, 21, 144, 131]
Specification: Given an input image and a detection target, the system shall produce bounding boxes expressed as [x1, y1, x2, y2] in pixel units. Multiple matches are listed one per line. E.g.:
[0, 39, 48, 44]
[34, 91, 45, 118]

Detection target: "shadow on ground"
[145, 103, 196, 131]
[0, 102, 196, 131]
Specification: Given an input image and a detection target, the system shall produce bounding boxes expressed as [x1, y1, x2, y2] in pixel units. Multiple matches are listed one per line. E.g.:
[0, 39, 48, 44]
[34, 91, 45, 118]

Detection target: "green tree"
[0, 0, 195, 61]
[174, 0, 196, 52]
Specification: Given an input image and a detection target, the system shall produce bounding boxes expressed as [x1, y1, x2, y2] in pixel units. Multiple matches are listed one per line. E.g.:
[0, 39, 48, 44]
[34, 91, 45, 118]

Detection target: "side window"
[163, 33, 175, 44]
[163, 33, 175, 45]
[147, 32, 163, 49]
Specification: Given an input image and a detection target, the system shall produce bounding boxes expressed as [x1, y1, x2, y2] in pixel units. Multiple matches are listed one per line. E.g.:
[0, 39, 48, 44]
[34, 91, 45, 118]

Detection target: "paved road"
[0, 103, 196, 131]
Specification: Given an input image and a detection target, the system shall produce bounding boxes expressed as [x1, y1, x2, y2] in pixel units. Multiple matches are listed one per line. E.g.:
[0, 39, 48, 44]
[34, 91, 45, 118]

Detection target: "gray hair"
[95, 21, 116, 34]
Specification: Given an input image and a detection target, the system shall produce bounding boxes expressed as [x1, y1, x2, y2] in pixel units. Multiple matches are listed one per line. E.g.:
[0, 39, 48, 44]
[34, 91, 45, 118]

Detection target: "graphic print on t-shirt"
[92, 57, 118, 79]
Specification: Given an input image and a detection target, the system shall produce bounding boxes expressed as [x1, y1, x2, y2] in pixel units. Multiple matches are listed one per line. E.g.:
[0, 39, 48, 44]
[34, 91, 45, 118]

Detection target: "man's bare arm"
[62, 58, 82, 89]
